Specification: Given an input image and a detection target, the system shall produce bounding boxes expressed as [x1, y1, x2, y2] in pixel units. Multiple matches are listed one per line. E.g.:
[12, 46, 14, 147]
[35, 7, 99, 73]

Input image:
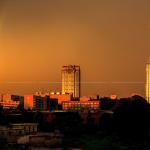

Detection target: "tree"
[113, 95, 150, 141]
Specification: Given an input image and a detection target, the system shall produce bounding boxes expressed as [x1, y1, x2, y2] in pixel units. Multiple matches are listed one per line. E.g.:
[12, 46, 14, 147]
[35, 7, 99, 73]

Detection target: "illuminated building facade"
[50, 92, 72, 104]
[146, 58, 150, 102]
[0, 100, 19, 109]
[110, 95, 118, 100]
[0, 94, 20, 109]
[24, 95, 34, 110]
[24, 95, 45, 110]
[62, 65, 80, 98]
[62, 101, 100, 111]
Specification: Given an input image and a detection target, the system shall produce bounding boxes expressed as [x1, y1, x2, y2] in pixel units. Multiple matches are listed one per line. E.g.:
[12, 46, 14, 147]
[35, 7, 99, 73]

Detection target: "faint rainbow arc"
[0, 6, 6, 33]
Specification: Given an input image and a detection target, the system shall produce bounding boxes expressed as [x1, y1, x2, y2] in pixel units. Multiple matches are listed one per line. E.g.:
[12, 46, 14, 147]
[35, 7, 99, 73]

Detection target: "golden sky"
[0, 0, 150, 97]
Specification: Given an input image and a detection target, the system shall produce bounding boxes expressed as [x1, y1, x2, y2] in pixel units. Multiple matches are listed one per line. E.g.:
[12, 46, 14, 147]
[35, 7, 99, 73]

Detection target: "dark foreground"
[0, 95, 150, 150]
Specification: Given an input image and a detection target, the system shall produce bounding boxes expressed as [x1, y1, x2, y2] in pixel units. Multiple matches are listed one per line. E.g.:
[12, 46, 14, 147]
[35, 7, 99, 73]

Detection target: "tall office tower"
[146, 57, 150, 103]
[62, 65, 80, 98]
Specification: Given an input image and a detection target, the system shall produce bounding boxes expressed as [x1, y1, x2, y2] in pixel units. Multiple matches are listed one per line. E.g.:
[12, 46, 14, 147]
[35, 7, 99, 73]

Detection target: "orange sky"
[0, 0, 150, 97]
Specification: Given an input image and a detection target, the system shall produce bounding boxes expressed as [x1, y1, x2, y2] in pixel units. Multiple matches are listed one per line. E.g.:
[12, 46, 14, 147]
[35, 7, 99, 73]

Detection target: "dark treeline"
[0, 95, 150, 149]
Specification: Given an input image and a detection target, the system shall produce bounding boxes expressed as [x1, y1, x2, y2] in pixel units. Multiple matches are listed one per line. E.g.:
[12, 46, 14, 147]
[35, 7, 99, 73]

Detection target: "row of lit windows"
[63, 104, 99, 106]
[63, 105, 99, 108]
[63, 102, 99, 105]
[63, 106, 99, 108]
[63, 107, 99, 110]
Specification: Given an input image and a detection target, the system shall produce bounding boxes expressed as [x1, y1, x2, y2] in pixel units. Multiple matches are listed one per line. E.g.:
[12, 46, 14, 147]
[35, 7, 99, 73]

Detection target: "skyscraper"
[146, 57, 150, 103]
[62, 65, 80, 98]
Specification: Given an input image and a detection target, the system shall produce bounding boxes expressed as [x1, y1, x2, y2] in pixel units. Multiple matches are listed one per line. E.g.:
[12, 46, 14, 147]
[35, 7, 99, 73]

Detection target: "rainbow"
[0, 1, 6, 32]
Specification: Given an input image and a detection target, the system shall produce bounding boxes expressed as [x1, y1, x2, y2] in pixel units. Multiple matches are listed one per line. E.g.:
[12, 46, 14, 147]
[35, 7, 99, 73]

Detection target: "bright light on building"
[56, 92, 60, 95]
[110, 95, 117, 100]
[50, 92, 55, 95]
[146, 57, 150, 103]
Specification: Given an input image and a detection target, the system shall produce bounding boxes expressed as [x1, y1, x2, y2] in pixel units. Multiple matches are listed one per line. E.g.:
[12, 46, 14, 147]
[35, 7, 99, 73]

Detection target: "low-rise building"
[11, 123, 38, 134]
[0, 100, 19, 109]
[17, 131, 63, 149]
[50, 92, 72, 104]
[0, 94, 20, 109]
[24, 95, 46, 110]
[0, 123, 38, 144]
[62, 101, 100, 111]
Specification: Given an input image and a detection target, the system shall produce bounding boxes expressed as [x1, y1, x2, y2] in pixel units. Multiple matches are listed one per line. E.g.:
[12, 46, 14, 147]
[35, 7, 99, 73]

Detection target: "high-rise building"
[146, 58, 150, 102]
[62, 65, 80, 98]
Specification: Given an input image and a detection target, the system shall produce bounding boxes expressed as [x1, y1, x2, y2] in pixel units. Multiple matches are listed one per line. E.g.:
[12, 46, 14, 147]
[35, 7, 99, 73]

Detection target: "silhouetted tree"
[0, 105, 5, 125]
[100, 97, 117, 110]
[113, 95, 150, 141]
[99, 112, 113, 132]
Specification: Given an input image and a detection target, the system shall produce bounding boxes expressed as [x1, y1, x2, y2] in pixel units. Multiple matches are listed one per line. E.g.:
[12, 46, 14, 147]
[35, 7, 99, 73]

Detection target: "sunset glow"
[0, 0, 149, 97]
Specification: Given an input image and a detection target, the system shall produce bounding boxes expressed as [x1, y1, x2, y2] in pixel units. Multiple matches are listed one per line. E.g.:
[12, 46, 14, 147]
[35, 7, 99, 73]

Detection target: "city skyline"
[0, 0, 150, 97]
